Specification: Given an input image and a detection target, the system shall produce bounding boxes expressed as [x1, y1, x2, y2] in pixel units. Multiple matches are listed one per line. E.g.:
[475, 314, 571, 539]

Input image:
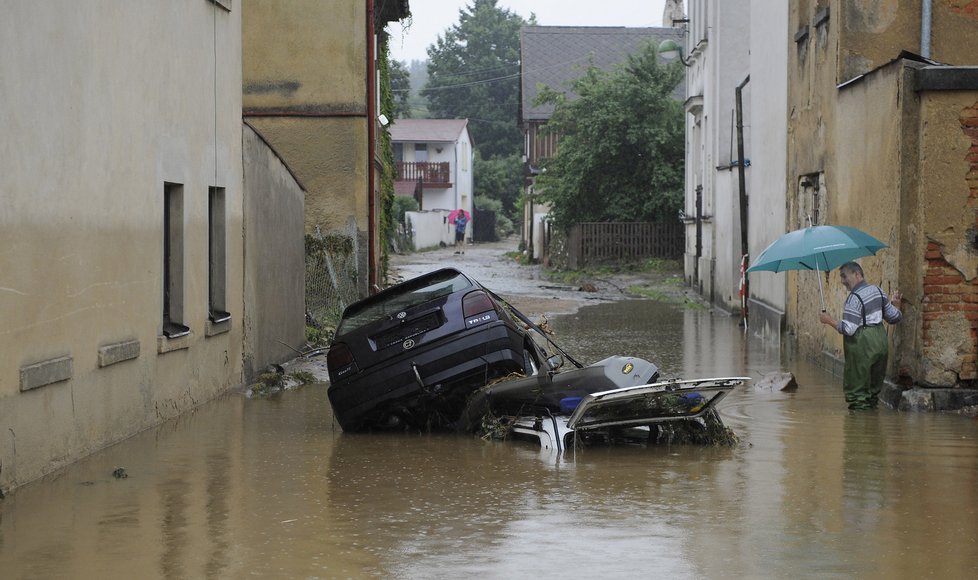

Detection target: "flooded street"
[2, 246, 978, 579]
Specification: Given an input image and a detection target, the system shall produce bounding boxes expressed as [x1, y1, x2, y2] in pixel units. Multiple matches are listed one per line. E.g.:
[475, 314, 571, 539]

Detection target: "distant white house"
[391, 119, 475, 250]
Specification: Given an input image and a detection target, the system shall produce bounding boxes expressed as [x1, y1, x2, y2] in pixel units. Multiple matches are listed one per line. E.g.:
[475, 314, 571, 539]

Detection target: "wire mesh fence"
[305, 227, 361, 332]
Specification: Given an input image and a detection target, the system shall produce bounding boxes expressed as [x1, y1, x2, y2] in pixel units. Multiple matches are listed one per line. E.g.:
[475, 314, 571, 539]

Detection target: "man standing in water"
[819, 261, 903, 410]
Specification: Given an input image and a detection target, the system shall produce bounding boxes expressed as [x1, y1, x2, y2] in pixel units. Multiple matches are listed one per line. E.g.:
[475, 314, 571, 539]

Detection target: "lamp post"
[657, 38, 691, 67]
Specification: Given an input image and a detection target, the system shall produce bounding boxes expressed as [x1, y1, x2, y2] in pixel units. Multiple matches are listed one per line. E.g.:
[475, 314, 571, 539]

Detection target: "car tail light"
[327, 343, 358, 380]
[462, 290, 496, 318]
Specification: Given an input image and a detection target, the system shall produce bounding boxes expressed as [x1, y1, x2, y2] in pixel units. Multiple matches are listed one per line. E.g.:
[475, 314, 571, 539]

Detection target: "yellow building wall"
[243, 0, 367, 111]
[246, 117, 369, 233]
[242, 0, 371, 293]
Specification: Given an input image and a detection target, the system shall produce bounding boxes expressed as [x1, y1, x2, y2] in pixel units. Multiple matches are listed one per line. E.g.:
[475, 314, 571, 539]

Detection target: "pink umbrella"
[447, 209, 470, 224]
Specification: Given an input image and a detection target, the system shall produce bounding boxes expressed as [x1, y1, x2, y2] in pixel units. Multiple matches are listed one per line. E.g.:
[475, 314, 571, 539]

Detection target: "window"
[208, 187, 230, 323]
[798, 172, 825, 227]
[461, 142, 469, 171]
[163, 183, 190, 338]
[394, 143, 403, 163]
[414, 143, 428, 163]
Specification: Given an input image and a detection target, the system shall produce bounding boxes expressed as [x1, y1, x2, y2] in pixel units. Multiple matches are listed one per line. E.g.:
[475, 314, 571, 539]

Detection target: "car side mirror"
[546, 354, 563, 371]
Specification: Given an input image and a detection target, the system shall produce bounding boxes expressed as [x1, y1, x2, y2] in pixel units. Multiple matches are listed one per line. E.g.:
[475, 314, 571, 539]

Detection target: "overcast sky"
[387, 0, 669, 63]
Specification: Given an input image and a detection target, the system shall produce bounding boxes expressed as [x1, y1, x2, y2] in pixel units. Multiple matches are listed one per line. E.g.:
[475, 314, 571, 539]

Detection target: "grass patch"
[545, 258, 681, 284]
[627, 286, 676, 303]
[306, 325, 334, 348]
[503, 250, 531, 265]
[637, 257, 682, 272]
[544, 266, 616, 285]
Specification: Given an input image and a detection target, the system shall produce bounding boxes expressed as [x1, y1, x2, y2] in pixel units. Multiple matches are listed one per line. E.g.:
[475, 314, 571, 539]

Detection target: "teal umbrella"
[746, 225, 888, 310]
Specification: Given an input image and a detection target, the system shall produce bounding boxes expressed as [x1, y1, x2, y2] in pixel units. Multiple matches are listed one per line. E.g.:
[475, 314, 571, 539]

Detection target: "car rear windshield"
[337, 270, 473, 334]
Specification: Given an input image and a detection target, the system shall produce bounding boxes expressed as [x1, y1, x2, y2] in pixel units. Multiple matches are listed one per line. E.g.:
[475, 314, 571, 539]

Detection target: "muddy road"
[389, 237, 701, 320]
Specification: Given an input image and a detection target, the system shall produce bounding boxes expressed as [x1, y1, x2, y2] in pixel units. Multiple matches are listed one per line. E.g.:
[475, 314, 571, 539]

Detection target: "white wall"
[405, 210, 458, 250]
[746, 0, 789, 341]
[454, 130, 474, 222]
[710, 1, 751, 313]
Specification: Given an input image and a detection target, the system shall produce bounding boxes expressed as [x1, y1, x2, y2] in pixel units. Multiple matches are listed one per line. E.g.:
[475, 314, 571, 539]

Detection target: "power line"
[392, 52, 596, 94]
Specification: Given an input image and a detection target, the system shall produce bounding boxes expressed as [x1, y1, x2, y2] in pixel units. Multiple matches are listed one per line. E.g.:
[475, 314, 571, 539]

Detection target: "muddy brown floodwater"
[2, 240, 977, 579]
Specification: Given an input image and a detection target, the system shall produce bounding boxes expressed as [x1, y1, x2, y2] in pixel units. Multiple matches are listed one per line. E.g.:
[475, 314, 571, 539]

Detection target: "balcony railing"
[396, 161, 451, 186]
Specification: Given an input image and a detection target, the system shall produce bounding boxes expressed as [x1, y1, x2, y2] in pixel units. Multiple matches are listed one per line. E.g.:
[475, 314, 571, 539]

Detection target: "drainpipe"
[693, 185, 703, 286]
[736, 74, 750, 323]
[366, 0, 378, 292]
[921, 0, 932, 59]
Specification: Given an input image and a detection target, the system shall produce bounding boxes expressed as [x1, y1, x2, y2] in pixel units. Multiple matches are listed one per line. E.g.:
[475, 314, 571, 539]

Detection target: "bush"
[392, 196, 419, 225]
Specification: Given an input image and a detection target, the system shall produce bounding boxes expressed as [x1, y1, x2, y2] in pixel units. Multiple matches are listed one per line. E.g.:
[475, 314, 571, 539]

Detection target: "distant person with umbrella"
[819, 261, 903, 410]
[449, 209, 469, 254]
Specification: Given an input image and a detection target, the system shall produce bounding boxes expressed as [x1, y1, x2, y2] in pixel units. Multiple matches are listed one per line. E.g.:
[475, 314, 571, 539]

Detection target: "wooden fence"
[566, 222, 684, 269]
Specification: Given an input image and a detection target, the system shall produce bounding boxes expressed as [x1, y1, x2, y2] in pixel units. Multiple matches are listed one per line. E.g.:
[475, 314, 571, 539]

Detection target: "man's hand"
[891, 290, 903, 309]
[819, 311, 836, 327]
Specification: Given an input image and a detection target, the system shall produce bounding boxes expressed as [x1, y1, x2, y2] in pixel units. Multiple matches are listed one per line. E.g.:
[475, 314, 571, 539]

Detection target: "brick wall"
[918, 102, 978, 383]
[951, 1, 978, 19]
[922, 242, 978, 380]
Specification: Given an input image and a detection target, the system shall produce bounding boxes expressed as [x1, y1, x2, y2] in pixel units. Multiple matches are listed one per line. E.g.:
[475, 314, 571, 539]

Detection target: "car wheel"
[523, 348, 539, 375]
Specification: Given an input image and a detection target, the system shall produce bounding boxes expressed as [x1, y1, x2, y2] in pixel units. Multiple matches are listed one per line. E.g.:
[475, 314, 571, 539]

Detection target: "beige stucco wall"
[786, 2, 908, 364]
[242, 0, 371, 294]
[245, 117, 368, 234]
[914, 89, 978, 384]
[918, 92, 978, 275]
[840, 1, 978, 84]
[810, 63, 907, 366]
[242, 0, 367, 111]
[0, 1, 243, 492]
[242, 124, 307, 380]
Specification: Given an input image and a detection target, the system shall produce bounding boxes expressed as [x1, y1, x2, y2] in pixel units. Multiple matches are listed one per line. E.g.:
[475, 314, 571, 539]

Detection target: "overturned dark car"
[326, 268, 547, 431]
[326, 268, 748, 446]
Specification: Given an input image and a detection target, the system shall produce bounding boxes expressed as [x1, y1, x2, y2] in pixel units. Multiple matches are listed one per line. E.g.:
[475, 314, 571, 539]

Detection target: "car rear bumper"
[327, 321, 527, 430]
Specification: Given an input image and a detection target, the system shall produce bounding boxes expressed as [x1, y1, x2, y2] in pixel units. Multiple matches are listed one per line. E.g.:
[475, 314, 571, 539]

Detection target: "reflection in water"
[159, 476, 190, 578]
[1, 299, 977, 578]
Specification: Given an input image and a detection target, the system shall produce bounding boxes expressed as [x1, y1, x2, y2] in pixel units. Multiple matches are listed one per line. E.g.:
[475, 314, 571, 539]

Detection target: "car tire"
[523, 348, 539, 375]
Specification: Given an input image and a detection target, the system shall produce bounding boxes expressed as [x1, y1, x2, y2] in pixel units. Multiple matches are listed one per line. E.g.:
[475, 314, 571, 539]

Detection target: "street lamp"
[658, 38, 691, 67]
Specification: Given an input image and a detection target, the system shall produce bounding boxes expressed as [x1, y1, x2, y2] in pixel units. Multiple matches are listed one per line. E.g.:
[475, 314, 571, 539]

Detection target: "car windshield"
[337, 270, 473, 334]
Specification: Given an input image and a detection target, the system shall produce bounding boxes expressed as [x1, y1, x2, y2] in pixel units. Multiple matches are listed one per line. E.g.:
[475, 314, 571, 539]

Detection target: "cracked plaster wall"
[916, 96, 978, 386]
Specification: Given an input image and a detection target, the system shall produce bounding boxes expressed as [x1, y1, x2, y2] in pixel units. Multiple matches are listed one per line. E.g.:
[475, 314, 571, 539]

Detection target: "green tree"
[534, 42, 685, 231]
[422, 0, 529, 159]
[474, 152, 523, 217]
[389, 59, 412, 119]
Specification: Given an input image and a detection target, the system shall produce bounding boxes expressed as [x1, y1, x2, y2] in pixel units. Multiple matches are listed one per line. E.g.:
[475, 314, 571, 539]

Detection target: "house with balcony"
[391, 118, 475, 250]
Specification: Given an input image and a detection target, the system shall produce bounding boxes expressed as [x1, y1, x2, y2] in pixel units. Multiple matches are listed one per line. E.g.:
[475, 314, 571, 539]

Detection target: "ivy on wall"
[377, 34, 397, 285]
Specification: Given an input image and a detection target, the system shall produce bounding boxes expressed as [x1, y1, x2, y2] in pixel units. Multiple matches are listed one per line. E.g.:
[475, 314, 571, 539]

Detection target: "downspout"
[736, 74, 750, 324]
[921, 0, 932, 59]
[367, 0, 378, 292]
